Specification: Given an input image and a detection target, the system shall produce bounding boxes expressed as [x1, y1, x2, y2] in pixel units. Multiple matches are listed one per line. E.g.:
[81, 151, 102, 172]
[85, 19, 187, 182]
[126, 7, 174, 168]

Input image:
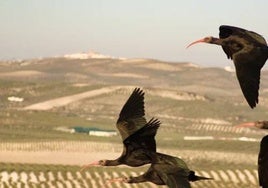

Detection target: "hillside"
[0, 56, 268, 187]
[1, 56, 268, 122]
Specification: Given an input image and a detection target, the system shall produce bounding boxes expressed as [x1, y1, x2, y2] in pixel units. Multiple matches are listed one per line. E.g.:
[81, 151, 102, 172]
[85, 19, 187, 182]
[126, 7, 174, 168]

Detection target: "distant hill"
[0, 55, 266, 188]
[1, 56, 268, 128]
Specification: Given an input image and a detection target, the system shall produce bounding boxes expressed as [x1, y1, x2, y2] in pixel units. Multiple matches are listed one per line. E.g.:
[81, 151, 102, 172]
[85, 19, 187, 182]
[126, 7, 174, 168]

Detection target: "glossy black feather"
[117, 88, 145, 123]
[116, 88, 147, 141]
[115, 118, 160, 167]
[220, 25, 267, 46]
[123, 118, 160, 152]
[219, 25, 268, 108]
[113, 88, 161, 167]
[119, 151, 211, 188]
[234, 61, 260, 108]
[150, 163, 191, 188]
[258, 135, 268, 188]
[83, 88, 159, 168]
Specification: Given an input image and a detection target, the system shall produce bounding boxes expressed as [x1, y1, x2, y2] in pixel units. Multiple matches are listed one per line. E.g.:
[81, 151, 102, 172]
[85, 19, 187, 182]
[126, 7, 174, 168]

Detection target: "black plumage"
[187, 25, 268, 108]
[112, 152, 211, 188]
[81, 88, 160, 170]
[259, 135, 268, 188]
[108, 121, 211, 188]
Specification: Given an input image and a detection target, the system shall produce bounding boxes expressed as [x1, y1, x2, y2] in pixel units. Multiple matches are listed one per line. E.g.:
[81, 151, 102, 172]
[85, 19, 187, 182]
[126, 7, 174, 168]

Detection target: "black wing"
[219, 25, 268, 108]
[219, 25, 267, 59]
[219, 25, 246, 59]
[234, 60, 261, 108]
[219, 25, 267, 45]
[123, 118, 160, 152]
[118, 88, 145, 122]
[258, 135, 268, 187]
[116, 88, 147, 141]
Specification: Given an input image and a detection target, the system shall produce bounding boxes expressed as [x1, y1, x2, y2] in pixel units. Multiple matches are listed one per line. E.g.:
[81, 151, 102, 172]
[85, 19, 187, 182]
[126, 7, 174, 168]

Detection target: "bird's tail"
[188, 171, 212, 182]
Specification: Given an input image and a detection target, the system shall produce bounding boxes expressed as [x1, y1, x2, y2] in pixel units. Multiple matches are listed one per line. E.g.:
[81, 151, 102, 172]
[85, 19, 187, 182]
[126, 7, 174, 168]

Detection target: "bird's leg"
[106, 176, 129, 184]
[80, 161, 100, 172]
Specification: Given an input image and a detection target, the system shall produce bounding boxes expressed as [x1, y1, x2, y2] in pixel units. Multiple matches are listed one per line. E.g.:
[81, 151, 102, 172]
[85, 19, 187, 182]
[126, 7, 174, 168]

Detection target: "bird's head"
[87, 159, 108, 166]
[186, 36, 218, 48]
[98, 159, 108, 166]
[255, 121, 267, 129]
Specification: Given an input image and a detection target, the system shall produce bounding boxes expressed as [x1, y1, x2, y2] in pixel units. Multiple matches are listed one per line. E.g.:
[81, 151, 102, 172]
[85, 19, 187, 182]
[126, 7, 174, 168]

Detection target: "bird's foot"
[80, 164, 90, 172]
[106, 176, 128, 184]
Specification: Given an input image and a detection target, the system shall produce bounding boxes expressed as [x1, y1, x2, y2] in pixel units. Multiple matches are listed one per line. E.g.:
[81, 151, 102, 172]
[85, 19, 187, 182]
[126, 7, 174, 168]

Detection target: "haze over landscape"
[1, 1, 268, 187]
[1, 0, 268, 67]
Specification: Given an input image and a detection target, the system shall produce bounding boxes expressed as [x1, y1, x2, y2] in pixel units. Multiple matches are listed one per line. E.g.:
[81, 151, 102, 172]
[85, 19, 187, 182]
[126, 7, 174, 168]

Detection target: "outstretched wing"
[123, 118, 160, 152]
[234, 59, 261, 108]
[219, 25, 267, 59]
[219, 25, 268, 108]
[258, 135, 268, 187]
[116, 88, 147, 141]
[220, 25, 267, 46]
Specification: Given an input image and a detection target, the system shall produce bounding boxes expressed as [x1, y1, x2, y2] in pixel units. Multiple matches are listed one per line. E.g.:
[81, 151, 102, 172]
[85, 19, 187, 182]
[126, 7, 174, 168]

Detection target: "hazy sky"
[1, 0, 268, 67]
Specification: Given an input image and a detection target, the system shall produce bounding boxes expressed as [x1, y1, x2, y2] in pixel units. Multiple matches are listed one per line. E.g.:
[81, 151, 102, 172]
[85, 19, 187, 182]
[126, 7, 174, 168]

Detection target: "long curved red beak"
[80, 161, 100, 172]
[235, 122, 255, 128]
[186, 38, 207, 49]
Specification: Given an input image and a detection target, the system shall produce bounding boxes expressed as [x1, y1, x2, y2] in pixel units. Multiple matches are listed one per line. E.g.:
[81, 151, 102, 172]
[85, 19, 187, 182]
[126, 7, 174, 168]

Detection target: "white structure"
[89, 130, 117, 137]
[224, 66, 235, 72]
[64, 50, 113, 59]
[7, 96, 24, 102]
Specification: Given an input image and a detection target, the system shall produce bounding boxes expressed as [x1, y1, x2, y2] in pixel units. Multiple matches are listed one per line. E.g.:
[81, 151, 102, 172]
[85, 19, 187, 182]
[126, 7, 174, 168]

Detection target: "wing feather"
[234, 60, 260, 108]
[123, 118, 160, 152]
[116, 88, 147, 140]
[117, 88, 145, 122]
[219, 25, 268, 108]
[159, 167, 190, 188]
[219, 25, 267, 60]
[220, 25, 267, 45]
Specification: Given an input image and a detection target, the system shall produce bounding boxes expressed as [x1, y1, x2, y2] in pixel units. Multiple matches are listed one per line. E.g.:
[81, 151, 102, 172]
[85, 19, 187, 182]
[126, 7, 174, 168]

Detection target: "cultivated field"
[0, 164, 259, 188]
[1, 57, 268, 187]
[0, 140, 261, 188]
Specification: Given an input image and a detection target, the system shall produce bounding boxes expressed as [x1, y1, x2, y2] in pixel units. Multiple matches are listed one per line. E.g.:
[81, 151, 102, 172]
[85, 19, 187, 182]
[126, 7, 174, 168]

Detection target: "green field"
[0, 57, 267, 187]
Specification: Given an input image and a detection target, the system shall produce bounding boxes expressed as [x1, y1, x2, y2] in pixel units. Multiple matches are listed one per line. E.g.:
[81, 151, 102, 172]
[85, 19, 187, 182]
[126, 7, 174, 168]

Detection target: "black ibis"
[107, 123, 211, 188]
[81, 88, 160, 170]
[236, 120, 268, 188]
[108, 152, 211, 188]
[187, 25, 268, 108]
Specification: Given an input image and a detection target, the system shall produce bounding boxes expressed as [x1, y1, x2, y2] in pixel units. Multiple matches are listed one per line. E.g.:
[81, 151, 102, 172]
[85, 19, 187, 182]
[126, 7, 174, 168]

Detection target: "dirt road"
[23, 86, 125, 110]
